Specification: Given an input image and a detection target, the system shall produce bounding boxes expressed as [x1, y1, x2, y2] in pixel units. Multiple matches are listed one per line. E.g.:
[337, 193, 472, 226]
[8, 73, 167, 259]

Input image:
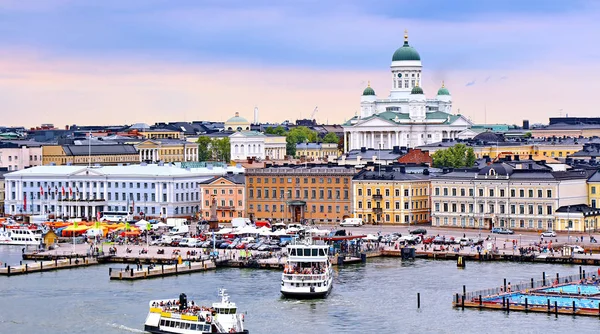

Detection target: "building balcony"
[217, 206, 235, 211]
[372, 194, 383, 201]
[373, 207, 383, 214]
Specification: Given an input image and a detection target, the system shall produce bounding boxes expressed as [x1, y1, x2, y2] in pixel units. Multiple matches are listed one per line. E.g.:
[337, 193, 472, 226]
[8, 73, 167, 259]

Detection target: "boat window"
[160, 320, 165, 326]
[204, 325, 211, 331]
[290, 249, 296, 256]
[185, 323, 192, 329]
[190, 324, 197, 330]
[304, 249, 310, 256]
[319, 249, 325, 256]
[312, 249, 318, 256]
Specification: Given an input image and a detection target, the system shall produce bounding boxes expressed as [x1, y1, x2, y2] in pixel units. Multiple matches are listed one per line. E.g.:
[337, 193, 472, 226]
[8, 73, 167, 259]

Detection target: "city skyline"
[1, 0, 599, 127]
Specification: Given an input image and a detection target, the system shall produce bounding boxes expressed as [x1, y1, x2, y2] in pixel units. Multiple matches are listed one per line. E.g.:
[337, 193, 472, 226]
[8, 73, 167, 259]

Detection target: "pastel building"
[0, 142, 43, 171]
[230, 131, 286, 161]
[199, 173, 246, 222]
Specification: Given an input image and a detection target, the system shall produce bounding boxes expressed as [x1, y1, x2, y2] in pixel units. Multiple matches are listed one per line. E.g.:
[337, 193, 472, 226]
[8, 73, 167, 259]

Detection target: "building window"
[547, 190, 552, 198]
[538, 189, 543, 197]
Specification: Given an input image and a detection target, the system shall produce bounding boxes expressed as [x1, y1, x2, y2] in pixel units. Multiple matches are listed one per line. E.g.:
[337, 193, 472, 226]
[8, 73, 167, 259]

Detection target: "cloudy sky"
[0, 0, 598, 127]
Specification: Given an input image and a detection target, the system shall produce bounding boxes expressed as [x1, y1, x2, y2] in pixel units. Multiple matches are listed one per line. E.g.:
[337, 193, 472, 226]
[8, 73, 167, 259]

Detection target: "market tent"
[363, 234, 379, 241]
[134, 219, 149, 228]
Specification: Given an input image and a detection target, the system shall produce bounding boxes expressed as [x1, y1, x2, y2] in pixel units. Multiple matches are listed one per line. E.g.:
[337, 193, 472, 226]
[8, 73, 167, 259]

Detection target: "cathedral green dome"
[362, 82, 375, 96]
[392, 32, 421, 61]
[411, 85, 424, 95]
[437, 82, 450, 96]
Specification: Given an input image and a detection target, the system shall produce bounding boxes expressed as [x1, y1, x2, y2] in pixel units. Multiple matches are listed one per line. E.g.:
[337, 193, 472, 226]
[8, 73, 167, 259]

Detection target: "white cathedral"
[342, 32, 473, 151]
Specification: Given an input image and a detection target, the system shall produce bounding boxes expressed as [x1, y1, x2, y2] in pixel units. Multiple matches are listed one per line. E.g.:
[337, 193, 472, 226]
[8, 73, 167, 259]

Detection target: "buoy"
[457, 256, 466, 268]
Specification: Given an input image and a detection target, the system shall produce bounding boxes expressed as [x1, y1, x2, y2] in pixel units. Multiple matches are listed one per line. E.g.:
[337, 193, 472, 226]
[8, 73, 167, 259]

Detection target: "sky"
[0, 0, 599, 127]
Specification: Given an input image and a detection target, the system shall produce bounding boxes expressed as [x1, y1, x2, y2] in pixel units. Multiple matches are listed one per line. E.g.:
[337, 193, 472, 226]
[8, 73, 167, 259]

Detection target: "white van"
[170, 225, 189, 235]
[340, 218, 363, 227]
[231, 217, 251, 228]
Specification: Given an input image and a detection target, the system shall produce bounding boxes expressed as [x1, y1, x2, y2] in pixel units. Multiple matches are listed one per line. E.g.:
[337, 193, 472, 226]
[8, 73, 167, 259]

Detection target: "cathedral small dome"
[437, 82, 450, 96]
[411, 85, 424, 95]
[362, 82, 376, 96]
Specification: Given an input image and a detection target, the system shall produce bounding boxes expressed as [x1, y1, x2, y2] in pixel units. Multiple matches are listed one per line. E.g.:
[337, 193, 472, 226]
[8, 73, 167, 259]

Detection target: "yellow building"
[42, 145, 139, 166]
[587, 170, 600, 209]
[352, 166, 431, 225]
[554, 204, 600, 233]
[296, 143, 339, 161]
[137, 128, 183, 140]
[136, 140, 199, 163]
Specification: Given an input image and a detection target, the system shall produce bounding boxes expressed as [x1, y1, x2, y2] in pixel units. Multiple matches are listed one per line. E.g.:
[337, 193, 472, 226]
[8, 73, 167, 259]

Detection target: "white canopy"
[363, 234, 379, 241]
[215, 228, 233, 235]
[134, 219, 150, 227]
[273, 229, 289, 236]
[258, 227, 274, 236]
[308, 228, 329, 236]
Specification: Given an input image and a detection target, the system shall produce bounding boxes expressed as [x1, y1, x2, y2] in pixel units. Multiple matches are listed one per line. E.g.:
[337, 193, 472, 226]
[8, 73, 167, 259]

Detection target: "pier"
[109, 260, 216, 280]
[0, 257, 98, 276]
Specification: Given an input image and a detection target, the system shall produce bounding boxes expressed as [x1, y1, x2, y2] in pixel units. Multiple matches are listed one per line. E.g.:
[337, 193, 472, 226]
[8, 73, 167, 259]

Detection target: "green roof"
[437, 85, 450, 96]
[362, 85, 375, 96]
[392, 41, 421, 61]
[411, 85, 424, 94]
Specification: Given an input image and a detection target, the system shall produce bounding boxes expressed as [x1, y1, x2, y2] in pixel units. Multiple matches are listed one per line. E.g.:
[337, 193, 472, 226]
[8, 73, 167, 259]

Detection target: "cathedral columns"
[371, 131, 375, 149]
[379, 132, 383, 149]
[395, 131, 399, 147]
[343, 132, 348, 153]
[387, 132, 392, 149]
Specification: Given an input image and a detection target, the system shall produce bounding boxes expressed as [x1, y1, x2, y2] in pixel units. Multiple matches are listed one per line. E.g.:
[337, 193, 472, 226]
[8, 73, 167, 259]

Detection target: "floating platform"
[109, 260, 216, 280]
[454, 271, 600, 317]
[0, 257, 98, 276]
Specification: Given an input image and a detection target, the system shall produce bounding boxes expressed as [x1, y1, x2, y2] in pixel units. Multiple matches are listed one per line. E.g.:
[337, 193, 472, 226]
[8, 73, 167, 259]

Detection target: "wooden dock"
[109, 260, 216, 280]
[0, 257, 99, 276]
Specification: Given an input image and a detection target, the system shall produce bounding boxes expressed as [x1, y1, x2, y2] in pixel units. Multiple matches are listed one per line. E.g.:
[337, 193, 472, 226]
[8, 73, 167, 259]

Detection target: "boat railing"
[282, 273, 328, 282]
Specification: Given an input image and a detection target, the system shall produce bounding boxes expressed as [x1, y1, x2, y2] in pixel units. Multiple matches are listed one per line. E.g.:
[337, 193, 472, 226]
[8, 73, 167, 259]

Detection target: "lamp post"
[519, 234, 522, 247]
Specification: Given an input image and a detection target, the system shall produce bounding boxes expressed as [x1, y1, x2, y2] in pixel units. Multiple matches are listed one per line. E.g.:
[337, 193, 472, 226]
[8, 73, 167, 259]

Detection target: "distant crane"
[311, 106, 318, 120]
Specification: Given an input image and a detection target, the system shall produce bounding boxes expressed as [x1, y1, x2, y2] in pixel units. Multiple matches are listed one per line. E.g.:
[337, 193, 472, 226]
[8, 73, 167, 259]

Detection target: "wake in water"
[109, 323, 147, 333]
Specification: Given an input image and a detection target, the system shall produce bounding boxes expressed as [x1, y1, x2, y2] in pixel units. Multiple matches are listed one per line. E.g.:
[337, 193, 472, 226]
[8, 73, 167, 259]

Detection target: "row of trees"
[196, 137, 231, 162]
[265, 126, 339, 156]
[431, 144, 476, 168]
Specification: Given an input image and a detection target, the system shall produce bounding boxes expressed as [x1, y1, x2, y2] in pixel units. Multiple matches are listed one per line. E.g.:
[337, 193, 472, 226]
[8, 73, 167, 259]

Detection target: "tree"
[211, 137, 230, 162]
[196, 136, 212, 161]
[285, 126, 318, 156]
[432, 144, 476, 168]
[265, 125, 286, 136]
[523, 132, 532, 138]
[322, 132, 339, 144]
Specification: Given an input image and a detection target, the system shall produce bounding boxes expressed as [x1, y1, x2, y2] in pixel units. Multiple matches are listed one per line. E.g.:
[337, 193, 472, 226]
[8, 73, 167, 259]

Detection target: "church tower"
[389, 30, 422, 99]
[408, 84, 426, 121]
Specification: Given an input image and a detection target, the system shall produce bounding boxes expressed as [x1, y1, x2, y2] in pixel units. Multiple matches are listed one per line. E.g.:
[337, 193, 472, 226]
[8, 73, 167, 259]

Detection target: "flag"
[61, 186, 65, 196]
[54, 186, 58, 194]
[47, 186, 51, 194]
[23, 195, 27, 213]
[69, 187, 73, 198]
[30, 192, 34, 212]
[96, 211, 101, 221]
[76, 187, 79, 200]
[40, 186, 44, 196]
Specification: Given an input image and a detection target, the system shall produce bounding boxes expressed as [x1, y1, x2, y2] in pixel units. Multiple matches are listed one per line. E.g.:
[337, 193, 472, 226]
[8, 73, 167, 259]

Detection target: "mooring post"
[547, 299, 551, 314]
[7, 266, 10, 276]
[502, 296, 506, 309]
[417, 293, 420, 309]
[25, 263, 28, 272]
[525, 298, 528, 312]
[583, 270, 586, 279]
[504, 278, 507, 291]
[554, 301, 558, 317]
[556, 273, 560, 283]
[507, 299, 510, 313]
[162, 264, 164, 274]
[573, 301, 576, 314]
[463, 285, 466, 297]
[531, 278, 534, 289]
[579, 266, 582, 279]
[461, 295, 465, 310]
[479, 295, 482, 307]
[543, 271, 546, 286]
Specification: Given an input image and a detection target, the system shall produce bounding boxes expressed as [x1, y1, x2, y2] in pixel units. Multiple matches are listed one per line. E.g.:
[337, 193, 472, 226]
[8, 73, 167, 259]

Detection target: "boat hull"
[144, 325, 249, 334]
[281, 287, 331, 299]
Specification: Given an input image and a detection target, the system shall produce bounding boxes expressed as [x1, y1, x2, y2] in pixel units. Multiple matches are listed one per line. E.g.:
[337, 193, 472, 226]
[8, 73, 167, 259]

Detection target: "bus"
[100, 211, 131, 222]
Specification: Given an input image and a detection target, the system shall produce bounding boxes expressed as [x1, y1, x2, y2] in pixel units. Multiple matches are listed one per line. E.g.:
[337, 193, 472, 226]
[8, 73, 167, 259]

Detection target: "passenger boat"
[280, 239, 333, 298]
[144, 289, 248, 334]
[0, 225, 44, 245]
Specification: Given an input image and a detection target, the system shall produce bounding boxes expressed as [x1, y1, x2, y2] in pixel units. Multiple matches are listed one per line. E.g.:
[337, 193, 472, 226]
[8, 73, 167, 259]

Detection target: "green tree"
[196, 136, 212, 161]
[285, 126, 318, 156]
[265, 125, 287, 136]
[523, 132, 532, 138]
[211, 137, 230, 162]
[322, 132, 339, 143]
[432, 144, 476, 168]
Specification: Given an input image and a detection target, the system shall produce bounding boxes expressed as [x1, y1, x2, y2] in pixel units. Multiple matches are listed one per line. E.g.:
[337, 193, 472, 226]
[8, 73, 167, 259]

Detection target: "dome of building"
[437, 81, 450, 96]
[473, 131, 505, 143]
[226, 112, 248, 124]
[411, 85, 424, 95]
[362, 81, 376, 96]
[392, 31, 421, 61]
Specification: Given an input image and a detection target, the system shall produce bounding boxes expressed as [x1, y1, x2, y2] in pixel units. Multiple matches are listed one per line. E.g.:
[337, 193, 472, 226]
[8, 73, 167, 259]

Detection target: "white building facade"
[230, 131, 286, 161]
[3, 164, 244, 219]
[342, 32, 472, 152]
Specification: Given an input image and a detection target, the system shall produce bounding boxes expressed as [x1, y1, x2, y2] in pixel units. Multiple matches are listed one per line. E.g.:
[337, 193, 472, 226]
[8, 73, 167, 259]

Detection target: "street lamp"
[519, 234, 522, 246]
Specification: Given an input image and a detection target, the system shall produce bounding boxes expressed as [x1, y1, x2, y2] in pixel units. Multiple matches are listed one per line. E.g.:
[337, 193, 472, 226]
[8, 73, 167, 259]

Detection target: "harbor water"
[1, 246, 599, 334]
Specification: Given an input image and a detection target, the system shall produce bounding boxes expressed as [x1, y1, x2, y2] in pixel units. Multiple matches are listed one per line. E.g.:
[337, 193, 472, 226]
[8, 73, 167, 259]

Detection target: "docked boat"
[0, 225, 44, 246]
[144, 289, 248, 334]
[280, 239, 333, 298]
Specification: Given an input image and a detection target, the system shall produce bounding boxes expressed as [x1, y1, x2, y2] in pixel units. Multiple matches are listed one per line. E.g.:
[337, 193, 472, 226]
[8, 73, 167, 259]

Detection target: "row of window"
[205, 200, 242, 207]
[357, 213, 428, 223]
[434, 187, 553, 198]
[15, 181, 197, 190]
[357, 200, 428, 210]
[16, 191, 199, 203]
[249, 177, 348, 184]
[248, 204, 349, 214]
[204, 189, 243, 195]
[357, 187, 427, 197]
[434, 202, 554, 215]
[434, 216, 554, 230]
[248, 188, 349, 200]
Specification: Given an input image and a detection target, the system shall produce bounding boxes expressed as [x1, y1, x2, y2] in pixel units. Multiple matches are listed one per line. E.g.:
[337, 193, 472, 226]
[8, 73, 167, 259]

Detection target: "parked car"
[257, 244, 271, 251]
[409, 228, 427, 235]
[540, 231, 557, 238]
[571, 245, 585, 254]
[422, 236, 435, 244]
[433, 236, 445, 244]
[492, 227, 514, 234]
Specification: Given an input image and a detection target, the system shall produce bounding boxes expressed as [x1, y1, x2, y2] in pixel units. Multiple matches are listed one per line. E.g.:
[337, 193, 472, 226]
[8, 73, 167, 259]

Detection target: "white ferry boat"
[281, 240, 333, 298]
[0, 225, 44, 246]
[144, 289, 248, 334]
